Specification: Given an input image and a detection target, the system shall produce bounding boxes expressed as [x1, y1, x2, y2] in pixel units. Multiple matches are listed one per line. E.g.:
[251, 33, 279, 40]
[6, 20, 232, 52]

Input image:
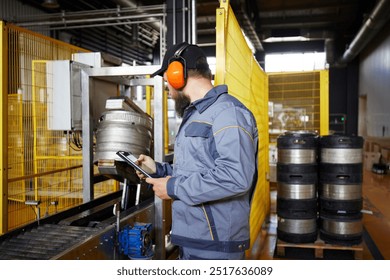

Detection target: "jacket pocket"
[185, 121, 212, 137]
[182, 122, 217, 168]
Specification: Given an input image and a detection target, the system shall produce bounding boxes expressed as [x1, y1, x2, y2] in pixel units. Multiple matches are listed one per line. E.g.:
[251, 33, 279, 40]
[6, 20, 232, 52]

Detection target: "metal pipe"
[14, 5, 164, 22]
[71, 38, 151, 64]
[50, 19, 161, 47]
[135, 184, 141, 206]
[173, 0, 176, 45]
[69, 28, 152, 58]
[161, 9, 166, 56]
[121, 179, 128, 210]
[50, 19, 160, 30]
[191, 0, 197, 44]
[17, 13, 165, 27]
[111, 0, 162, 31]
[8, 164, 83, 183]
[338, 0, 390, 65]
[182, 0, 186, 42]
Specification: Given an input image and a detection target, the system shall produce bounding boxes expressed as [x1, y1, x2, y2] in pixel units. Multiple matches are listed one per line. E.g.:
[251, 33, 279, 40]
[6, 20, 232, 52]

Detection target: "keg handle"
[293, 139, 306, 145]
[338, 138, 352, 144]
[294, 210, 311, 214]
[336, 175, 350, 180]
[289, 175, 303, 179]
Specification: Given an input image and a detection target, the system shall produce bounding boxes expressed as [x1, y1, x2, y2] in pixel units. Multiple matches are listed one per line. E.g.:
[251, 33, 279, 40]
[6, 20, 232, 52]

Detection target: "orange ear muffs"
[167, 60, 186, 89]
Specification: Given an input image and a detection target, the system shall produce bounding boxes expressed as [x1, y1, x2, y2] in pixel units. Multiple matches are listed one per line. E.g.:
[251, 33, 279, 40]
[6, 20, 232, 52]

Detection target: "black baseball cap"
[151, 42, 208, 77]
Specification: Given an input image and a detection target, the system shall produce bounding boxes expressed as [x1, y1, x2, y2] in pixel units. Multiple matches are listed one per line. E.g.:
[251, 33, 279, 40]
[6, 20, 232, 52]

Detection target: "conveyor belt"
[0, 191, 155, 260]
[0, 224, 100, 259]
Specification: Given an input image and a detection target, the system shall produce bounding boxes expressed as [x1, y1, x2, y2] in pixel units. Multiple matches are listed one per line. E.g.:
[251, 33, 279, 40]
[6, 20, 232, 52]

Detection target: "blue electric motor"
[118, 223, 154, 259]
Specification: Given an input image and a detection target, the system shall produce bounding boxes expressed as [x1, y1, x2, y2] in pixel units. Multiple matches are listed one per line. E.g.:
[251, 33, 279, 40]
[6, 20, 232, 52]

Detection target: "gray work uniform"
[155, 84, 258, 260]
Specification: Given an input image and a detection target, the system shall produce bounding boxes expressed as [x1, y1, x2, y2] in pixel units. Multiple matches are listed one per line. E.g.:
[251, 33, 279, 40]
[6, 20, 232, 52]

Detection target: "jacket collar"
[191, 85, 228, 113]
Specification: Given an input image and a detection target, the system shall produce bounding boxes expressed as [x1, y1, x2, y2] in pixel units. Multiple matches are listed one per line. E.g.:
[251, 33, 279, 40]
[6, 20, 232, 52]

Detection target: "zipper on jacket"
[201, 204, 215, 240]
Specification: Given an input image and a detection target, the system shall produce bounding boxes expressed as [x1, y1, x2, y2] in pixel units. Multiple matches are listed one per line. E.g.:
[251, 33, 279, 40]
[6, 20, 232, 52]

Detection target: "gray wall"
[359, 21, 390, 137]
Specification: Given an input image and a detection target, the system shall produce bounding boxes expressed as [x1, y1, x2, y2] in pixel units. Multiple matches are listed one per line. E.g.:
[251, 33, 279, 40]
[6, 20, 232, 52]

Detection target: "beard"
[173, 92, 191, 118]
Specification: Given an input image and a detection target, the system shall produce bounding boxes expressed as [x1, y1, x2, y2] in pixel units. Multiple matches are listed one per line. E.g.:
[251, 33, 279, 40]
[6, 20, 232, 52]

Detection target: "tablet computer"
[116, 151, 152, 178]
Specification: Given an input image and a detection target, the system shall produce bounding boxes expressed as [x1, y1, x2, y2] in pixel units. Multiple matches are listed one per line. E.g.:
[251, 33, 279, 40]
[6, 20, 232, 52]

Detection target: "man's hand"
[146, 176, 172, 200]
[135, 154, 156, 179]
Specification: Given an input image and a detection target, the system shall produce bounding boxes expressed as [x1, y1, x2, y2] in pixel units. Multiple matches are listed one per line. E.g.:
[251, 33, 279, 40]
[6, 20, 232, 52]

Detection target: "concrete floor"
[250, 169, 390, 260]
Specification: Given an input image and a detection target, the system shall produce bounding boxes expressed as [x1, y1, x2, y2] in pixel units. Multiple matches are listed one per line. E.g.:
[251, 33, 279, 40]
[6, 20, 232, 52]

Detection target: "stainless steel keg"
[276, 131, 319, 221]
[320, 184, 362, 201]
[320, 135, 364, 164]
[319, 135, 364, 214]
[94, 97, 153, 180]
[95, 109, 153, 162]
[277, 216, 318, 243]
[277, 131, 319, 165]
[319, 212, 363, 245]
[277, 183, 317, 200]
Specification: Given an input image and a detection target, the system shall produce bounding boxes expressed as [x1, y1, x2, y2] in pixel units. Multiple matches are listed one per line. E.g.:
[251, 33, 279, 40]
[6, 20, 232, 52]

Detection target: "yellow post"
[32, 61, 40, 201]
[163, 90, 169, 155]
[214, 7, 226, 85]
[0, 21, 9, 234]
[320, 70, 329, 135]
[219, 0, 229, 12]
[145, 76, 152, 116]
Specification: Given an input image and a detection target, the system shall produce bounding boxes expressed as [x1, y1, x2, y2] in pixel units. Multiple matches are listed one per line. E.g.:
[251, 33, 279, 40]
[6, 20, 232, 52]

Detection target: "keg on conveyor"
[276, 131, 319, 243]
[94, 96, 153, 181]
[318, 135, 364, 245]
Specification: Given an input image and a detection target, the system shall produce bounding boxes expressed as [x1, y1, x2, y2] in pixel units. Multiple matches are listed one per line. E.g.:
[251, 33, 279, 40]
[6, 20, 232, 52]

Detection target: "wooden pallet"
[276, 238, 363, 259]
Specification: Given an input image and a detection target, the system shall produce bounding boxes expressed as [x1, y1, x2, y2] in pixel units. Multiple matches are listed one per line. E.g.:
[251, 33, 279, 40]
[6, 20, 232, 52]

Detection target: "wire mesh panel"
[215, 1, 270, 255]
[8, 94, 25, 203]
[3, 22, 117, 231]
[268, 71, 329, 141]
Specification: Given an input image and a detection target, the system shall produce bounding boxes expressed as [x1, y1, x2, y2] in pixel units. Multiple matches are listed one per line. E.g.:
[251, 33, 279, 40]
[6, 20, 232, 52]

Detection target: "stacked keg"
[318, 135, 364, 245]
[276, 131, 319, 243]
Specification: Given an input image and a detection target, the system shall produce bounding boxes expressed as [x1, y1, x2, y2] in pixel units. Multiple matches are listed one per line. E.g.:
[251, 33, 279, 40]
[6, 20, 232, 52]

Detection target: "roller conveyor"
[0, 224, 100, 259]
[0, 191, 156, 260]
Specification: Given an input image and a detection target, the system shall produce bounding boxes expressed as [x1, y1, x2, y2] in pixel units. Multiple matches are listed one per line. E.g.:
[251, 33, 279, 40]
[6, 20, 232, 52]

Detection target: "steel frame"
[80, 65, 168, 259]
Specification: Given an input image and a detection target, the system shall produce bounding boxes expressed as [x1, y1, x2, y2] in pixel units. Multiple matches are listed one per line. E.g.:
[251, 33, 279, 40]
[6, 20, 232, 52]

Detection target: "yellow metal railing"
[0, 21, 9, 233]
[1, 22, 117, 233]
[215, 1, 270, 257]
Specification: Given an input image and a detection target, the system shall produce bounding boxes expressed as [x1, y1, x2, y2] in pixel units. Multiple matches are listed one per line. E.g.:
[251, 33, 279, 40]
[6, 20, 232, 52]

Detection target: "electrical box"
[329, 113, 346, 134]
[46, 60, 91, 131]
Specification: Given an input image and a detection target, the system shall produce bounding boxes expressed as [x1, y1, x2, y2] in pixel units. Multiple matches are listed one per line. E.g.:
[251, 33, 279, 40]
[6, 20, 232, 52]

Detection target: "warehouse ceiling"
[16, 0, 390, 67]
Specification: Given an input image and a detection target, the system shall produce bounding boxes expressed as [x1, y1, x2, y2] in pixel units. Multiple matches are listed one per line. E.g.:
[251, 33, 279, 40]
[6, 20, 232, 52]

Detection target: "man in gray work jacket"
[136, 42, 258, 260]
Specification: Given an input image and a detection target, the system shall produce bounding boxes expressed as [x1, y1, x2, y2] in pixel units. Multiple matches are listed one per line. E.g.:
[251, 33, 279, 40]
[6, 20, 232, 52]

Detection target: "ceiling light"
[263, 36, 309, 43]
[41, 0, 60, 9]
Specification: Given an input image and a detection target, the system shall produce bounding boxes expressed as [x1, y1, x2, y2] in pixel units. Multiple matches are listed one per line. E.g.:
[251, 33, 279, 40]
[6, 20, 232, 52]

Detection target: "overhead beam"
[262, 40, 325, 53]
